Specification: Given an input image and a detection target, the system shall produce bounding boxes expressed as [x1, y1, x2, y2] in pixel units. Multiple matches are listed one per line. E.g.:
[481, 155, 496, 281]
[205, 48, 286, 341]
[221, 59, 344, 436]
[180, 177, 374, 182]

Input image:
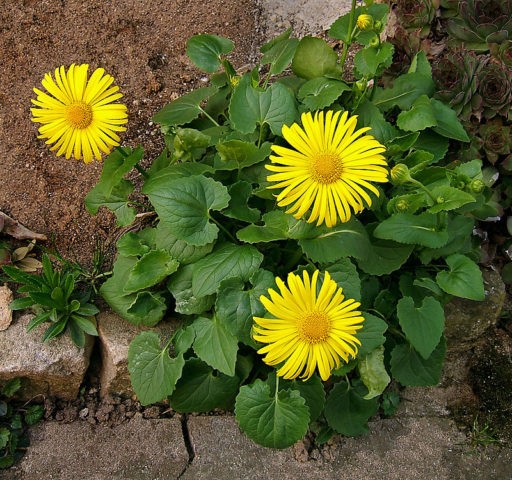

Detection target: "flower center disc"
[298, 311, 331, 343]
[311, 152, 342, 184]
[66, 102, 93, 129]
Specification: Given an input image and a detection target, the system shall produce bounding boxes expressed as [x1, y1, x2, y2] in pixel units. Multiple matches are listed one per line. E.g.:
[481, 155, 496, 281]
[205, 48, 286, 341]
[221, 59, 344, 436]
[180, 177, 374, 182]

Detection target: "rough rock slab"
[444, 268, 506, 350]
[0, 284, 13, 330]
[4, 414, 188, 480]
[97, 311, 180, 398]
[0, 314, 93, 400]
[183, 415, 512, 480]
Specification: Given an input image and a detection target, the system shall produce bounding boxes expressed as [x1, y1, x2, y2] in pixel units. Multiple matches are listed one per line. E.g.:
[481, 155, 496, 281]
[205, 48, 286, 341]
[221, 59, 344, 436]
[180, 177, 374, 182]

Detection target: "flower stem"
[134, 163, 149, 179]
[210, 215, 237, 243]
[339, 0, 358, 73]
[275, 374, 280, 400]
[199, 107, 220, 127]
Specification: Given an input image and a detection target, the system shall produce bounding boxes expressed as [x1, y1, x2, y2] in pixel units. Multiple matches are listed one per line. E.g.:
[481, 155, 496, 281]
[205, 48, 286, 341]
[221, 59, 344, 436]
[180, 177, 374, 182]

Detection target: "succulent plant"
[489, 40, 512, 67]
[395, 0, 436, 35]
[432, 48, 485, 121]
[478, 60, 512, 120]
[447, 0, 512, 52]
[479, 119, 512, 164]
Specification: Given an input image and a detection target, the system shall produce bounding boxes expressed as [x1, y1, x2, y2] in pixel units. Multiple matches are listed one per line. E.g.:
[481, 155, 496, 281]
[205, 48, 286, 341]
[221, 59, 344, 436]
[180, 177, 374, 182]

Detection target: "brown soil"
[0, 0, 262, 268]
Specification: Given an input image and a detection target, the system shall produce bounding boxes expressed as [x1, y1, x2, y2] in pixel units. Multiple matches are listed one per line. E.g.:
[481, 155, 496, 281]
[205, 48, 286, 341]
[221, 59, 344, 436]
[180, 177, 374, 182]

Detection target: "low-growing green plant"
[2, 254, 99, 347]
[85, 0, 492, 448]
[0, 379, 44, 469]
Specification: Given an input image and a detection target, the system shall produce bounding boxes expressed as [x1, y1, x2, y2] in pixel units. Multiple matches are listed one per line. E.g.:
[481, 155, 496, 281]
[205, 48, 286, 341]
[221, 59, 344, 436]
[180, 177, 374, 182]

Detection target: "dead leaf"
[0, 211, 47, 241]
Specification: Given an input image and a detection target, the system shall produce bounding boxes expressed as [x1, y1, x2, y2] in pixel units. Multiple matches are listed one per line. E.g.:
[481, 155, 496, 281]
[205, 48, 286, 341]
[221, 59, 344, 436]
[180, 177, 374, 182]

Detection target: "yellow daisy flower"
[267, 110, 388, 227]
[357, 14, 374, 31]
[253, 270, 364, 381]
[31, 64, 128, 164]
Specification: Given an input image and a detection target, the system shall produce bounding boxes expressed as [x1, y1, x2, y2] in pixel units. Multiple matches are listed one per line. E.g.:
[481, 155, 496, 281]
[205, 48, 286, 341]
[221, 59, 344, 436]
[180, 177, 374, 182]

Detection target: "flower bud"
[369, 35, 380, 47]
[357, 14, 374, 31]
[355, 79, 367, 92]
[469, 179, 485, 193]
[395, 199, 410, 212]
[230, 75, 241, 88]
[374, 20, 383, 32]
[390, 164, 412, 185]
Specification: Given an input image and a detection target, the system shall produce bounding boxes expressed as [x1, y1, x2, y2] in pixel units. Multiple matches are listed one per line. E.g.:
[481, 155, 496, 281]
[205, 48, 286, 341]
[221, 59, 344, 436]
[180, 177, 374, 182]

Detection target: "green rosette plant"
[86, 1, 493, 448]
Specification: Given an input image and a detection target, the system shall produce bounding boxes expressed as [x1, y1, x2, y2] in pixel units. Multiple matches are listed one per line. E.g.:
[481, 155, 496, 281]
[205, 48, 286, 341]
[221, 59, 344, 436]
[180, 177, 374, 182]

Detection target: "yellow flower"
[253, 270, 364, 381]
[267, 110, 388, 227]
[357, 13, 374, 31]
[31, 64, 128, 164]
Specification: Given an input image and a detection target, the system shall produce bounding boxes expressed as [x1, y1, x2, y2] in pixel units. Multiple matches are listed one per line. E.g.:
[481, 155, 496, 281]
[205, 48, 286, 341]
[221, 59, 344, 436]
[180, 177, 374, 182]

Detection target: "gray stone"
[97, 311, 180, 398]
[6, 414, 188, 480]
[0, 313, 93, 400]
[183, 415, 512, 480]
[444, 268, 506, 350]
[0, 284, 13, 330]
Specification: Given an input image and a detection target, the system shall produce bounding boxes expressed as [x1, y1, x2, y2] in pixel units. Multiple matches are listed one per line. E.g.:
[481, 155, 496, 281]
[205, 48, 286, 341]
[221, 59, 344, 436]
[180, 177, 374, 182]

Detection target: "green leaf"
[143, 162, 214, 193]
[414, 130, 449, 162]
[235, 379, 310, 449]
[397, 296, 445, 359]
[354, 99, 399, 145]
[71, 315, 98, 337]
[224, 181, 261, 223]
[145, 175, 230, 246]
[152, 86, 218, 126]
[430, 99, 470, 142]
[381, 390, 401, 416]
[192, 243, 263, 297]
[192, 316, 238, 376]
[354, 42, 394, 77]
[170, 358, 240, 412]
[373, 213, 449, 248]
[328, 8, 363, 42]
[261, 33, 300, 75]
[123, 250, 179, 294]
[116, 231, 152, 257]
[85, 180, 136, 227]
[229, 74, 297, 135]
[358, 346, 391, 399]
[372, 72, 435, 112]
[42, 318, 67, 342]
[428, 186, 476, 214]
[298, 78, 351, 110]
[436, 254, 485, 301]
[155, 223, 213, 265]
[390, 337, 446, 386]
[172, 128, 211, 162]
[326, 258, 361, 301]
[357, 313, 388, 357]
[26, 311, 52, 332]
[186, 34, 234, 73]
[167, 264, 215, 315]
[408, 51, 432, 77]
[9, 296, 35, 310]
[324, 381, 379, 436]
[214, 140, 271, 171]
[298, 218, 372, 263]
[128, 331, 185, 406]
[356, 239, 414, 276]
[236, 210, 295, 243]
[0, 427, 9, 449]
[396, 95, 437, 132]
[24, 405, 44, 426]
[2, 378, 21, 397]
[100, 256, 167, 326]
[291, 36, 340, 79]
[215, 270, 275, 347]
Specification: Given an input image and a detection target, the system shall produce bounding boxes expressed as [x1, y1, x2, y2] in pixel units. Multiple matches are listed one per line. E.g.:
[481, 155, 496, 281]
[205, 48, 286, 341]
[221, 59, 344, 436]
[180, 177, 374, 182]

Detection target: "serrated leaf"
[145, 174, 230, 246]
[436, 254, 484, 300]
[356, 239, 414, 275]
[357, 313, 388, 357]
[192, 243, 263, 297]
[170, 358, 240, 412]
[354, 42, 394, 77]
[215, 270, 275, 347]
[354, 99, 399, 145]
[229, 75, 297, 135]
[372, 72, 435, 112]
[192, 316, 238, 376]
[397, 296, 445, 359]
[414, 130, 449, 162]
[298, 77, 350, 110]
[358, 346, 391, 399]
[373, 213, 449, 248]
[223, 181, 261, 223]
[396, 95, 437, 132]
[24, 405, 44, 426]
[2, 378, 21, 397]
[116, 231, 152, 257]
[326, 258, 361, 301]
[126, 291, 167, 326]
[214, 140, 271, 171]
[390, 337, 446, 386]
[261, 35, 299, 75]
[428, 186, 476, 213]
[186, 34, 234, 73]
[235, 379, 310, 449]
[152, 86, 218, 126]
[324, 381, 379, 436]
[0, 428, 9, 449]
[236, 210, 293, 243]
[123, 250, 179, 294]
[128, 331, 185, 406]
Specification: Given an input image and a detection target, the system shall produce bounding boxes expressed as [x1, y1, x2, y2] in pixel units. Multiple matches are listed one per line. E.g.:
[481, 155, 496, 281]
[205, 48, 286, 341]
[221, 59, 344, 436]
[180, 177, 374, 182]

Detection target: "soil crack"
[177, 413, 195, 478]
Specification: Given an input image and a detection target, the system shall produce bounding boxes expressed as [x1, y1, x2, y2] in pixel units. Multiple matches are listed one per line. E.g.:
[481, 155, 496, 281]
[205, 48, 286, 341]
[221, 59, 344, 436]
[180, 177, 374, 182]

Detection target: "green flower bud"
[374, 20, 383, 32]
[357, 14, 374, 31]
[436, 196, 445, 204]
[230, 75, 241, 88]
[390, 164, 412, 185]
[369, 35, 380, 47]
[395, 199, 410, 212]
[469, 179, 485, 193]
